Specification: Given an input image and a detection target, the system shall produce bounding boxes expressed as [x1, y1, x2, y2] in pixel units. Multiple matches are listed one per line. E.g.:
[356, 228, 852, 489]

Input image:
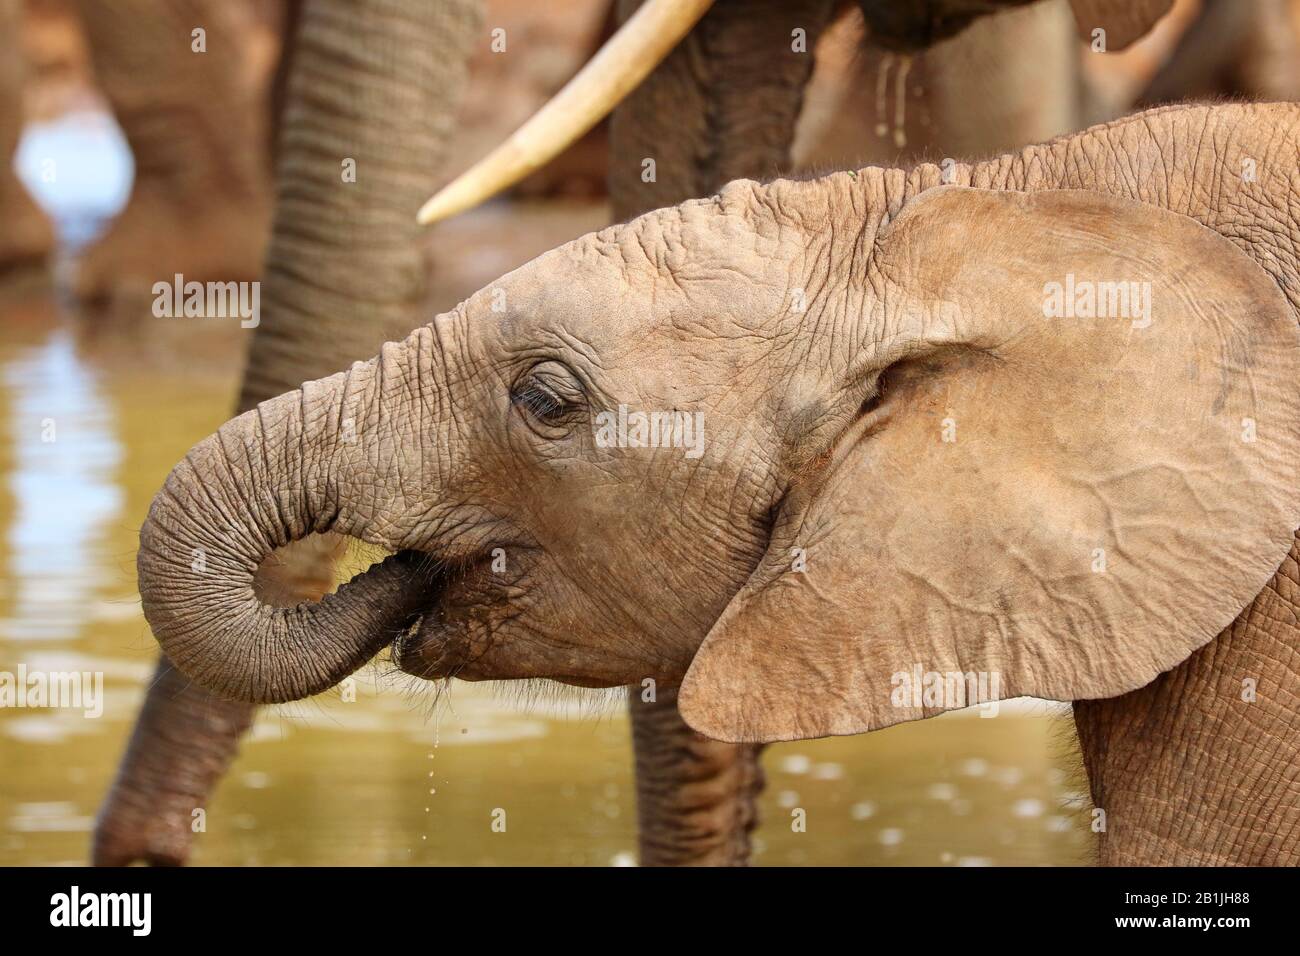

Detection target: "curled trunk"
[138, 337, 435, 704]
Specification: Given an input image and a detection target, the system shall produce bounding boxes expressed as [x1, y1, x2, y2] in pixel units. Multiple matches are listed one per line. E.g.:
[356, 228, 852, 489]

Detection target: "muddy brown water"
[0, 196, 1095, 866]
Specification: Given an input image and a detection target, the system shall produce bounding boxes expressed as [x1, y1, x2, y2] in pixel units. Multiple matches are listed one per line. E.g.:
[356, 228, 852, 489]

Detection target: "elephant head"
[139, 103, 1300, 745]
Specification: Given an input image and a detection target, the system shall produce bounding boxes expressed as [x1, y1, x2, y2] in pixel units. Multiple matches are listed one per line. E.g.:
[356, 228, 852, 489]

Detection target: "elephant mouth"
[387, 548, 521, 682]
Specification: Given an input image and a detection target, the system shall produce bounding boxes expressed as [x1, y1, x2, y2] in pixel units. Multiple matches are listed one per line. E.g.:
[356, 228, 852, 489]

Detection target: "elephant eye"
[510, 360, 586, 432]
[513, 382, 567, 422]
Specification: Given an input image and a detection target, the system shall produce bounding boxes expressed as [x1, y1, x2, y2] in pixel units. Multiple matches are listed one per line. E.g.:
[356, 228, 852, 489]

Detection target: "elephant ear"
[679, 186, 1300, 744]
[1068, 0, 1172, 49]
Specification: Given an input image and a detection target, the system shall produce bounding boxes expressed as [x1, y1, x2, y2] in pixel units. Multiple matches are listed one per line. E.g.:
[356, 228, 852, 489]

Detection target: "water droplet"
[893, 55, 912, 148]
[874, 52, 894, 139]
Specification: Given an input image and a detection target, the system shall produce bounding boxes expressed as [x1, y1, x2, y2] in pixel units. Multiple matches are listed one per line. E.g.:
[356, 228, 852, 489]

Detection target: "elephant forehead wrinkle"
[424, 310, 483, 396]
[550, 328, 604, 370]
[559, 227, 656, 293]
[611, 210, 693, 282]
[581, 226, 636, 272]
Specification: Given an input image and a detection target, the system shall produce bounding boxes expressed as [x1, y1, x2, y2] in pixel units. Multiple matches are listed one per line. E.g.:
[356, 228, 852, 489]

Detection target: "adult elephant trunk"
[138, 337, 436, 705]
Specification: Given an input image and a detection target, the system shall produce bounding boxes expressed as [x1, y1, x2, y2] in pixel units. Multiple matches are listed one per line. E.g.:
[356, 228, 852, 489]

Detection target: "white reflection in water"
[15, 109, 133, 250]
[1, 329, 122, 642]
[779, 754, 811, 775]
[1012, 798, 1045, 819]
[811, 761, 844, 780]
[851, 800, 877, 820]
[7, 801, 93, 833]
[878, 827, 905, 846]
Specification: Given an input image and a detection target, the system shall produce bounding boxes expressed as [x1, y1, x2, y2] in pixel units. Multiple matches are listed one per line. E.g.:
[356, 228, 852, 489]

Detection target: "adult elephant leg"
[610, 0, 835, 866]
[93, 658, 255, 865]
[1074, 535, 1300, 866]
[70, 0, 272, 303]
[630, 686, 767, 865]
[0, 0, 54, 281]
[94, 0, 481, 865]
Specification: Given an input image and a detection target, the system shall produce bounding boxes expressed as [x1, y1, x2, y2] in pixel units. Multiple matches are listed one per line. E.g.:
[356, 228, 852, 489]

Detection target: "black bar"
[0, 866, 1288, 942]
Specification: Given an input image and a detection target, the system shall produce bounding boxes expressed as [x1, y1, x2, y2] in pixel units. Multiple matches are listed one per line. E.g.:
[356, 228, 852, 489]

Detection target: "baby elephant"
[137, 102, 1300, 863]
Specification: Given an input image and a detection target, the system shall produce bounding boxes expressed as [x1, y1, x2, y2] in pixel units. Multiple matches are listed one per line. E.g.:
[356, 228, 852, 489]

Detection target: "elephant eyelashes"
[510, 360, 586, 433]
[513, 384, 567, 422]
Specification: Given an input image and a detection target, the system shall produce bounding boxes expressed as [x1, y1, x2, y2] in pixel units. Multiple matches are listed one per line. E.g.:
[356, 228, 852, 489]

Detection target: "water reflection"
[0, 328, 122, 642]
[14, 110, 132, 250]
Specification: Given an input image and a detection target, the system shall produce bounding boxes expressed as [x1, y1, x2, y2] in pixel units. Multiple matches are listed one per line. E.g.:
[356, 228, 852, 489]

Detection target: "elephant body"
[605, 0, 1188, 866]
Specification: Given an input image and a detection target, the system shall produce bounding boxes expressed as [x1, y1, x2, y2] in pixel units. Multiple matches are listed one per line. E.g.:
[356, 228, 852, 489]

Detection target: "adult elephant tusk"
[416, 0, 715, 225]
